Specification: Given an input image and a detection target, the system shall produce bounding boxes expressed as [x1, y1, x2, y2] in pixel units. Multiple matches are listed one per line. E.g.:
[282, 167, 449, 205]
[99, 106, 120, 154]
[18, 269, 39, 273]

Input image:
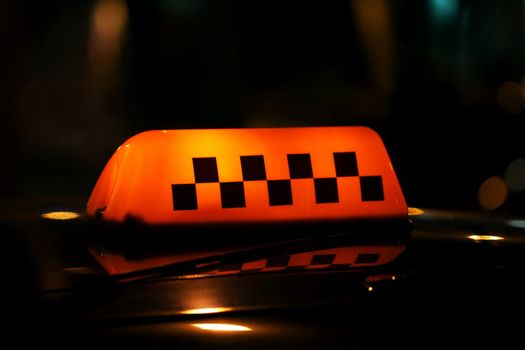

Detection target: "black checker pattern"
[238, 254, 350, 273]
[266, 256, 291, 268]
[219, 263, 243, 271]
[241, 155, 267, 181]
[360, 176, 384, 201]
[220, 182, 246, 208]
[311, 254, 336, 265]
[287, 154, 313, 179]
[333, 152, 359, 177]
[171, 153, 385, 210]
[172, 184, 198, 210]
[193, 157, 219, 183]
[355, 253, 380, 264]
[267, 180, 293, 206]
[314, 178, 339, 204]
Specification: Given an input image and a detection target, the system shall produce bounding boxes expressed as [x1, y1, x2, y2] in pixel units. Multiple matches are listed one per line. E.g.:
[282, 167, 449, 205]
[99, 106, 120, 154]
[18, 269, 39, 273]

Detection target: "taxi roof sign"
[86, 127, 407, 225]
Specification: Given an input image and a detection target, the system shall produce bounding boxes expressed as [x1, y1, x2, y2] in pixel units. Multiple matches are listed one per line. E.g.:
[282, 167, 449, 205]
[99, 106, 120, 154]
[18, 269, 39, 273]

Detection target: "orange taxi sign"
[86, 127, 407, 225]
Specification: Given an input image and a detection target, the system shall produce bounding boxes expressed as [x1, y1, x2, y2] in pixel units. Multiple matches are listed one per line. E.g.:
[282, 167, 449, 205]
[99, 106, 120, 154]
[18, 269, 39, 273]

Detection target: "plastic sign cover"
[86, 127, 407, 225]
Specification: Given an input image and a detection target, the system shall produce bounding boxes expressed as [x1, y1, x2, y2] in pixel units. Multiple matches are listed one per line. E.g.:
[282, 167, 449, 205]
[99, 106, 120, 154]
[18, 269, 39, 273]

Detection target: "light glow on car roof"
[192, 323, 252, 332]
[408, 207, 425, 216]
[42, 211, 80, 220]
[467, 234, 504, 241]
[180, 307, 232, 315]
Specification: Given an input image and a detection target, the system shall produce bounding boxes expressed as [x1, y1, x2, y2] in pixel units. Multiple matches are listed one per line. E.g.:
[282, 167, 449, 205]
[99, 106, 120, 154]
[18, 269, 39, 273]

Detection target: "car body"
[2, 199, 524, 348]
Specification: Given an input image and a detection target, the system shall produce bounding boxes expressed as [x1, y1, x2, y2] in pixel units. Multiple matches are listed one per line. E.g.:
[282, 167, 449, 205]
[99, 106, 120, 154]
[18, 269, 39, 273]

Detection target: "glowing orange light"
[368, 286, 374, 292]
[192, 323, 252, 332]
[42, 211, 80, 220]
[478, 176, 508, 210]
[87, 127, 407, 225]
[408, 207, 424, 216]
[467, 235, 504, 241]
[180, 307, 232, 315]
[92, 0, 128, 44]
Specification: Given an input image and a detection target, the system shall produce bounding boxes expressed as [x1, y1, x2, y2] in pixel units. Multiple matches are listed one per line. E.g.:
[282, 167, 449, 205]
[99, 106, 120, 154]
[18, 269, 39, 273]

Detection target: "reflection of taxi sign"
[86, 127, 407, 225]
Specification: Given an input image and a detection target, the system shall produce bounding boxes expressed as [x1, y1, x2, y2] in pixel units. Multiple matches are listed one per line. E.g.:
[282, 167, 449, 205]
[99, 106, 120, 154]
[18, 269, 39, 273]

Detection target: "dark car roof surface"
[2, 201, 524, 348]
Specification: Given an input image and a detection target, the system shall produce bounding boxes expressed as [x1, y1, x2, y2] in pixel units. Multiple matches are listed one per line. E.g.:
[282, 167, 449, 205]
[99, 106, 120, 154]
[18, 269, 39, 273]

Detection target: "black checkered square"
[360, 176, 384, 201]
[218, 263, 243, 272]
[267, 180, 293, 206]
[287, 154, 313, 179]
[355, 253, 380, 264]
[241, 155, 267, 181]
[311, 254, 336, 265]
[314, 178, 339, 204]
[266, 256, 290, 268]
[333, 152, 359, 177]
[220, 182, 246, 208]
[172, 184, 198, 210]
[192, 157, 219, 183]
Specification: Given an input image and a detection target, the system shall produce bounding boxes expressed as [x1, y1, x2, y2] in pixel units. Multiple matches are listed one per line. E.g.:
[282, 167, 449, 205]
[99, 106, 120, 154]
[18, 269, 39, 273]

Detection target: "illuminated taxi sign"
[86, 127, 407, 224]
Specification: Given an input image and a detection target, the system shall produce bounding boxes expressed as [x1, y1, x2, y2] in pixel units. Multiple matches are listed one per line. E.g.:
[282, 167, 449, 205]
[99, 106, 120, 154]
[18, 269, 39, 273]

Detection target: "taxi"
[2, 126, 524, 348]
[86, 126, 408, 275]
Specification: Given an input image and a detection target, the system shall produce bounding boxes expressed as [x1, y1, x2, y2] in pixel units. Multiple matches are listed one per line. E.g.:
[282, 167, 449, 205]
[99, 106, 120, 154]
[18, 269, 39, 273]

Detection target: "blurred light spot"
[497, 82, 525, 114]
[42, 211, 80, 220]
[89, 0, 128, 77]
[508, 219, 525, 228]
[93, 0, 128, 44]
[429, 0, 459, 24]
[125, 144, 130, 148]
[408, 207, 425, 216]
[504, 158, 525, 192]
[192, 323, 252, 332]
[180, 307, 232, 315]
[367, 286, 373, 292]
[478, 176, 508, 210]
[467, 235, 504, 241]
[352, 0, 393, 96]
[392, 276, 396, 281]
[162, 130, 168, 133]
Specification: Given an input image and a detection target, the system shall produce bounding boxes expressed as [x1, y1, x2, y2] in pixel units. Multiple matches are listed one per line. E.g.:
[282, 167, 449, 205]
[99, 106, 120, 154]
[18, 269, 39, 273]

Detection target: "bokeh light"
[430, 0, 459, 25]
[508, 219, 525, 228]
[497, 82, 525, 114]
[41, 211, 80, 220]
[504, 158, 525, 192]
[93, 0, 128, 45]
[180, 307, 232, 315]
[192, 323, 252, 332]
[478, 176, 508, 210]
[408, 207, 425, 216]
[89, 0, 128, 78]
[467, 234, 504, 241]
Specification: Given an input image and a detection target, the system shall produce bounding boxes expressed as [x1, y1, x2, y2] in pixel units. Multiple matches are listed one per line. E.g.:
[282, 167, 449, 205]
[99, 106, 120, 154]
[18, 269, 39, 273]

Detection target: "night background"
[1, 0, 525, 213]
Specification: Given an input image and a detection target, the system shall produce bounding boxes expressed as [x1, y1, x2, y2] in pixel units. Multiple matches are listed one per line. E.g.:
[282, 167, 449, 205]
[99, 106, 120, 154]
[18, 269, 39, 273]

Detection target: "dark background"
[1, 0, 525, 213]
